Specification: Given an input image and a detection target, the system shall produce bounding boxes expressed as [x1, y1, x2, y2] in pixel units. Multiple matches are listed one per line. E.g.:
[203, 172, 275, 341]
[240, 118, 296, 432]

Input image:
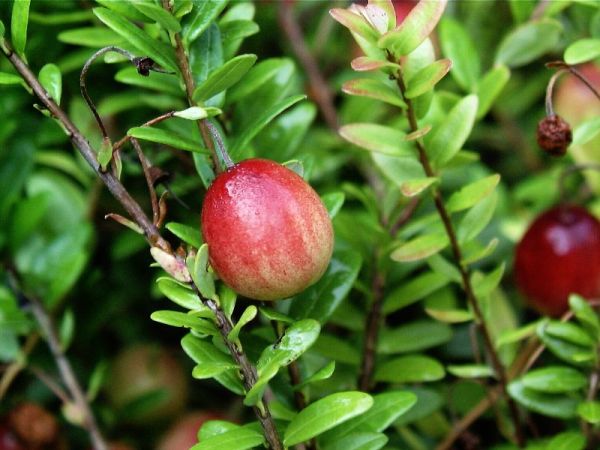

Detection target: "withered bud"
[537, 115, 572, 157]
[148, 166, 171, 187]
[133, 57, 156, 76]
[8, 403, 58, 447]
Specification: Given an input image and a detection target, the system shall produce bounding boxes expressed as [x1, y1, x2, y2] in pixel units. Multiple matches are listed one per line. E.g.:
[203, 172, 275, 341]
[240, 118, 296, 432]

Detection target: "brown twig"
[278, 2, 339, 131]
[358, 269, 385, 391]
[131, 138, 160, 226]
[391, 62, 524, 447]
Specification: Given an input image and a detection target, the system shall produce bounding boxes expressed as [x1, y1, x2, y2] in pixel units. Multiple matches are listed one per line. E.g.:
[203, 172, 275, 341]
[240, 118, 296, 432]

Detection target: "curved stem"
[391, 63, 524, 447]
[545, 61, 600, 117]
[544, 69, 567, 117]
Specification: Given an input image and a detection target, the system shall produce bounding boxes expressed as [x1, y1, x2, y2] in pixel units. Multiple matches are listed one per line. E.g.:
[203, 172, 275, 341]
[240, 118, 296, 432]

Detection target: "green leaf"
[495, 19, 562, 68]
[383, 271, 449, 314]
[131, 2, 181, 32]
[191, 244, 216, 301]
[258, 307, 293, 324]
[227, 305, 257, 342]
[294, 361, 336, 390]
[461, 238, 499, 265]
[321, 432, 387, 450]
[439, 18, 480, 91]
[457, 192, 497, 244]
[183, 0, 228, 44]
[330, 8, 379, 43]
[400, 177, 438, 197]
[181, 334, 244, 395]
[95, 0, 149, 22]
[11, 0, 31, 56]
[38, 64, 62, 104]
[312, 333, 361, 365]
[226, 58, 291, 104]
[578, 401, 600, 424]
[283, 392, 374, 447]
[245, 319, 320, 406]
[521, 366, 587, 393]
[472, 263, 505, 299]
[374, 355, 445, 383]
[569, 294, 600, 338]
[322, 192, 345, 218]
[378, 320, 452, 354]
[378, 0, 448, 57]
[29, 10, 93, 25]
[572, 116, 600, 146]
[127, 127, 207, 153]
[166, 222, 202, 248]
[427, 94, 478, 166]
[564, 38, 600, 65]
[351, 56, 401, 73]
[93, 7, 177, 73]
[192, 361, 239, 379]
[59, 309, 75, 352]
[193, 54, 257, 102]
[289, 250, 362, 323]
[156, 277, 201, 310]
[447, 364, 494, 379]
[543, 321, 595, 347]
[230, 94, 305, 158]
[342, 78, 405, 108]
[339, 123, 413, 156]
[508, 380, 579, 419]
[0, 72, 24, 86]
[115, 66, 182, 96]
[151, 310, 217, 335]
[391, 233, 449, 262]
[425, 308, 473, 323]
[546, 431, 586, 450]
[446, 174, 500, 213]
[405, 59, 452, 98]
[191, 425, 263, 450]
[475, 65, 510, 119]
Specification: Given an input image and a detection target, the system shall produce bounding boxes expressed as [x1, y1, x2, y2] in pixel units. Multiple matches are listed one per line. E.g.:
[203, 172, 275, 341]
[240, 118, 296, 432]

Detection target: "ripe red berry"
[201, 159, 334, 301]
[514, 204, 600, 316]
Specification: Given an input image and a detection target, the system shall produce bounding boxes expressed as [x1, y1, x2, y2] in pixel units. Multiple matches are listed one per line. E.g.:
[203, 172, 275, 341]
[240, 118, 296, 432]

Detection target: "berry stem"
[545, 61, 600, 117]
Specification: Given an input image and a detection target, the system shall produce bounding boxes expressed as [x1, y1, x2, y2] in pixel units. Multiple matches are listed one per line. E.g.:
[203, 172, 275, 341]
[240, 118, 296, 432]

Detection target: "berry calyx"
[201, 158, 334, 301]
[514, 204, 600, 316]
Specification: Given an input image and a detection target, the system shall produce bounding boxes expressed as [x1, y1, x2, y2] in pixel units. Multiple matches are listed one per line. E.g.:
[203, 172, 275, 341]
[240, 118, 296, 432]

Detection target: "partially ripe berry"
[514, 204, 600, 316]
[201, 159, 334, 301]
[157, 411, 225, 450]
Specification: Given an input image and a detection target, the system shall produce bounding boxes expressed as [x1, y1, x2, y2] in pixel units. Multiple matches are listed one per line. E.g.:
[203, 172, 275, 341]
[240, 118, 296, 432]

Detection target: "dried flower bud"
[134, 57, 156, 77]
[536, 115, 572, 156]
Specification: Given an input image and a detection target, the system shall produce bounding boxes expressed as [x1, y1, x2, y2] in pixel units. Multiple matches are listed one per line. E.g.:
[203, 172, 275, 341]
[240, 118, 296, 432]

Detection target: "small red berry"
[514, 204, 600, 316]
[201, 159, 334, 301]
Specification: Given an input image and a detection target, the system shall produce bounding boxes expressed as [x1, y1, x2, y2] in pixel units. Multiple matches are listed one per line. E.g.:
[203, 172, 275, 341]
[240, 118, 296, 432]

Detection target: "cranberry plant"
[1, 1, 600, 450]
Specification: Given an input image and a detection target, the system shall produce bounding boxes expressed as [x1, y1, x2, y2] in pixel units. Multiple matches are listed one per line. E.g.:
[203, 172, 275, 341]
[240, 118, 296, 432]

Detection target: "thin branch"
[358, 269, 385, 391]
[391, 62, 524, 447]
[131, 138, 160, 226]
[27, 295, 107, 450]
[29, 366, 71, 405]
[0, 333, 40, 400]
[278, 2, 339, 131]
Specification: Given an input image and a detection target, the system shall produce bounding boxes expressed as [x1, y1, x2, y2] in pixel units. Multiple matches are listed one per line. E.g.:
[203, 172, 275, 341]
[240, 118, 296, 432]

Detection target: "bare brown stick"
[131, 138, 160, 226]
[391, 63, 524, 447]
[2, 44, 171, 252]
[29, 366, 71, 404]
[358, 270, 385, 391]
[278, 2, 339, 131]
[27, 295, 107, 450]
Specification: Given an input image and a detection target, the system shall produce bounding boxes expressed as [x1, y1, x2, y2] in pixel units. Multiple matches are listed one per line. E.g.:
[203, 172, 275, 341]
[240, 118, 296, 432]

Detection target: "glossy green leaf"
[192, 361, 239, 379]
[151, 310, 217, 335]
[294, 361, 336, 390]
[497, 320, 541, 347]
[383, 271, 450, 314]
[193, 54, 257, 101]
[374, 355, 445, 383]
[543, 321, 595, 347]
[258, 307, 293, 324]
[472, 263, 505, 299]
[131, 2, 181, 32]
[191, 244, 216, 301]
[461, 238, 499, 265]
[475, 65, 510, 119]
[289, 250, 361, 323]
[425, 308, 473, 323]
[322, 192, 345, 218]
[427, 94, 478, 166]
[439, 18, 480, 91]
[183, 0, 228, 44]
[58, 27, 124, 48]
[372, 154, 426, 188]
[495, 19, 562, 68]
[245, 319, 320, 405]
[572, 117, 600, 146]
[95, 0, 149, 22]
[577, 401, 600, 424]
[226, 58, 291, 104]
[508, 380, 579, 419]
[457, 192, 497, 244]
[127, 127, 206, 153]
[378, 0, 448, 56]
[564, 38, 600, 65]
[181, 334, 244, 395]
[39, 64, 61, 104]
[405, 59, 451, 98]
[191, 425, 263, 450]
[115, 66, 182, 96]
[447, 364, 494, 378]
[219, 19, 259, 44]
[227, 305, 257, 342]
[166, 222, 202, 248]
[400, 177, 438, 197]
[446, 174, 500, 212]
[11, 0, 31, 56]
[230, 94, 305, 157]
[283, 392, 374, 446]
[521, 366, 587, 393]
[391, 233, 449, 262]
[321, 432, 387, 450]
[340, 123, 412, 156]
[569, 294, 600, 338]
[395, 387, 443, 425]
[156, 277, 201, 310]
[546, 431, 585, 450]
[29, 10, 93, 25]
[538, 331, 594, 367]
[330, 8, 379, 43]
[93, 7, 177, 73]
[342, 78, 405, 108]
[312, 333, 361, 365]
[378, 320, 452, 354]
[0, 72, 24, 86]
